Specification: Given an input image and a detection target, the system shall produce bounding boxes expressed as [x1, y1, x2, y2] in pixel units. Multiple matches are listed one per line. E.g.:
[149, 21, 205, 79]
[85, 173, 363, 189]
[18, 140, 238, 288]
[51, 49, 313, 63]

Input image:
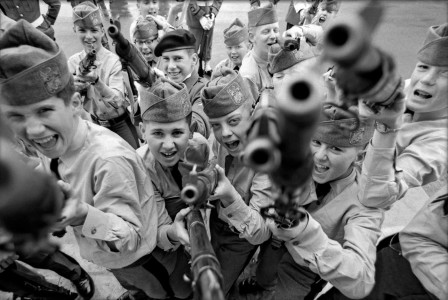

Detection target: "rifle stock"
[108, 24, 155, 86]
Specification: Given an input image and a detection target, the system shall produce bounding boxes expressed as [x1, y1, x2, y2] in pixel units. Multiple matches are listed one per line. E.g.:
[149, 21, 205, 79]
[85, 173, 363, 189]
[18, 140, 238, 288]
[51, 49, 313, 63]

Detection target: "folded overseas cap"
[139, 78, 191, 122]
[154, 29, 196, 57]
[201, 67, 257, 119]
[72, 1, 102, 27]
[224, 18, 249, 46]
[0, 20, 70, 106]
[248, 3, 278, 27]
[313, 104, 374, 147]
[417, 23, 448, 66]
[268, 38, 301, 74]
[132, 16, 158, 40]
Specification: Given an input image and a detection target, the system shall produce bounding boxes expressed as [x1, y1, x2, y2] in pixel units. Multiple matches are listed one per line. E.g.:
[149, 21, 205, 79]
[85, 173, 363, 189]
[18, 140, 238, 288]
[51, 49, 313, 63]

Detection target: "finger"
[175, 207, 192, 220]
[215, 165, 225, 177]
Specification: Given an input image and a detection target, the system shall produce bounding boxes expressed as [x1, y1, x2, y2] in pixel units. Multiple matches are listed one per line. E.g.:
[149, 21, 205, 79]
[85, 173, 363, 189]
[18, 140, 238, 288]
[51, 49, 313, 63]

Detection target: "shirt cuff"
[364, 145, 396, 180]
[219, 195, 250, 231]
[157, 224, 180, 252]
[285, 214, 328, 263]
[81, 205, 112, 240]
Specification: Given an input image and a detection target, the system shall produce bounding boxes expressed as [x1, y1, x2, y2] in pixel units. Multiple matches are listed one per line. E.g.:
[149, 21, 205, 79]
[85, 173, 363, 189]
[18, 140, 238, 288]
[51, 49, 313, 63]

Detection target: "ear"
[191, 53, 199, 66]
[139, 122, 145, 136]
[71, 92, 83, 111]
[248, 31, 255, 43]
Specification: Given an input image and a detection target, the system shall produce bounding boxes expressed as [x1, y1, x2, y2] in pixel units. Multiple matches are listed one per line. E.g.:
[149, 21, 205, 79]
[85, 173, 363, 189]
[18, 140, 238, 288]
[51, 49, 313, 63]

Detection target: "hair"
[142, 112, 192, 127]
[56, 76, 76, 106]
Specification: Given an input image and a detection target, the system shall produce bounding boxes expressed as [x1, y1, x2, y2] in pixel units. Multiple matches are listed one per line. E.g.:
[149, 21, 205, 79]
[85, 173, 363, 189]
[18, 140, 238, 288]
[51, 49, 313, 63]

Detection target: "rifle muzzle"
[181, 184, 201, 205]
[244, 137, 281, 173]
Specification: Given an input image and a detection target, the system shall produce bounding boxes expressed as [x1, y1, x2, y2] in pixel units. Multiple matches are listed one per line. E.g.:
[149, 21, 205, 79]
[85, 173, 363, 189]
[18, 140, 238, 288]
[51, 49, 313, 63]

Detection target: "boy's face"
[405, 62, 448, 113]
[1, 96, 80, 159]
[74, 24, 104, 53]
[140, 119, 191, 167]
[310, 139, 358, 184]
[209, 104, 251, 157]
[137, 0, 159, 17]
[161, 49, 197, 83]
[135, 37, 158, 62]
[225, 42, 249, 67]
[251, 23, 279, 57]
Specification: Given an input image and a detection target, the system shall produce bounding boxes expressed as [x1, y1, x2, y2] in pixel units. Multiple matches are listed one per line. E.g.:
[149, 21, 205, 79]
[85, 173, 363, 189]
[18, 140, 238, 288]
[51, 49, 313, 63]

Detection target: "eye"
[151, 131, 163, 137]
[6, 113, 24, 122]
[311, 140, 321, 146]
[39, 107, 53, 115]
[228, 118, 240, 126]
[417, 64, 429, 70]
[211, 123, 221, 129]
[330, 146, 342, 152]
[172, 130, 185, 137]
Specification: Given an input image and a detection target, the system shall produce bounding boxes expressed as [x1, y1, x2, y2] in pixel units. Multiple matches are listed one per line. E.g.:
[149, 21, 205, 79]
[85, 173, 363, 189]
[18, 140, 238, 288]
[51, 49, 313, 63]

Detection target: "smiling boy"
[266, 103, 383, 300]
[131, 17, 160, 68]
[214, 18, 250, 73]
[154, 29, 211, 138]
[240, 3, 279, 95]
[68, 2, 140, 149]
[201, 68, 272, 296]
[0, 20, 188, 300]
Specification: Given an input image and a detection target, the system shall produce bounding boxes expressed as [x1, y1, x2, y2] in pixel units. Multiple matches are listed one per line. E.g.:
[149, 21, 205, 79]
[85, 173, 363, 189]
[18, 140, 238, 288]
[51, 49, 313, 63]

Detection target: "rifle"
[322, 0, 403, 112]
[180, 147, 224, 300]
[244, 70, 323, 229]
[108, 22, 156, 87]
[78, 48, 97, 76]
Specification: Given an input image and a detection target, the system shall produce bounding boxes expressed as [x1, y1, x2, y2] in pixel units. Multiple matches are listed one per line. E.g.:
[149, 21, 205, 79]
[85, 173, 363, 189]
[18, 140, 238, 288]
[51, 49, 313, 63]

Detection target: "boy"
[131, 17, 160, 68]
[186, 0, 223, 76]
[265, 103, 383, 299]
[0, 20, 187, 300]
[155, 29, 211, 138]
[136, 78, 212, 299]
[68, 2, 140, 149]
[240, 3, 279, 94]
[200, 67, 273, 296]
[214, 18, 250, 73]
[359, 23, 448, 210]
[130, 0, 173, 42]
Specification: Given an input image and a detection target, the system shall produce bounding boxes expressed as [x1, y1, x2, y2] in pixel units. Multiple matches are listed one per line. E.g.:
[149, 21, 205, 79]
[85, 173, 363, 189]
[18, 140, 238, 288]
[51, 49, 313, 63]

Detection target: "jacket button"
[227, 213, 233, 218]
[91, 228, 97, 235]
[292, 241, 299, 246]
[19, 14, 24, 17]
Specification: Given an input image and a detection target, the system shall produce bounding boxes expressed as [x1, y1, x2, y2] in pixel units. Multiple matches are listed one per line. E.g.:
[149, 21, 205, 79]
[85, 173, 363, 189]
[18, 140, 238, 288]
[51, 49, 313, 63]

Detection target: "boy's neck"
[413, 108, 448, 122]
[253, 46, 268, 62]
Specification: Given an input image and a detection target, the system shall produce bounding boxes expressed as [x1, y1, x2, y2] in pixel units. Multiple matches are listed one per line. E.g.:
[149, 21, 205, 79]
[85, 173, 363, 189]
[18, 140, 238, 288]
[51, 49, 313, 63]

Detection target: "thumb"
[56, 180, 71, 199]
[175, 207, 192, 221]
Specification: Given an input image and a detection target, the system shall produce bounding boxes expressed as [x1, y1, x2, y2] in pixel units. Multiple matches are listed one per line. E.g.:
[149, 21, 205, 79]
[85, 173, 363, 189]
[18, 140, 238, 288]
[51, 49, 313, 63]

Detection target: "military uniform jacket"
[239, 50, 273, 94]
[360, 112, 448, 209]
[283, 168, 384, 299]
[400, 187, 448, 300]
[186, 0, 223, 29]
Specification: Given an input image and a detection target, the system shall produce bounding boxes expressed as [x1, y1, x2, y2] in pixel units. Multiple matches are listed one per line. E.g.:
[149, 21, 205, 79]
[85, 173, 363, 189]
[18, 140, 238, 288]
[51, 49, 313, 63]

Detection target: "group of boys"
[0, 1, 446, 300]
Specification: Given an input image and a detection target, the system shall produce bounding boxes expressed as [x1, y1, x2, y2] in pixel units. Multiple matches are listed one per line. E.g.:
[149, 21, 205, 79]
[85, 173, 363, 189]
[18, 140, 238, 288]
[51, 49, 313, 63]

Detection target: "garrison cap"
[0, 20, 70, 106]
[132, 17, 158, 40]
[224, 18, 249, 47]
[248, 3, 278, 28]
[313, 104, 374, 147]
[201, 67, 256, 119]
[139, 78, 191, 122]
[268, 38, 301, 74]
[417, 23, 448, 67]
[72, 1, 103, 28]
[154, 29, 196, 57]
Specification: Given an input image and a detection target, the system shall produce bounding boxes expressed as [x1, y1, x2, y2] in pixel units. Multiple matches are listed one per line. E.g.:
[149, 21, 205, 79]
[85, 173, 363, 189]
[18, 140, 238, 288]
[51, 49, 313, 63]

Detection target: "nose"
[221, 123, 232, 138]
[268, 30, 277, 41]
[25, 117, 46, 137]
[162, 136, 175, 150]
[313, 145, 328, 162]
[167, 59, 176, 70]
[420, 69, 437, 86]
[85, 30, 93, 39]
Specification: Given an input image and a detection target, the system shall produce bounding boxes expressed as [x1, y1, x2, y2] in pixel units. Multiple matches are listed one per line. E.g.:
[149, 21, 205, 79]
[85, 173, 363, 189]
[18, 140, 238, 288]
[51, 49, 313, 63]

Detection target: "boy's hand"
[208, 165, 240, 207]
[199, 16, 212, 30]
[266, 215, 308, 242]
[146, 14, 169, 30]
[168, 207, 192, 247]
[0, 251, 18, 273]
[358, 95, 406, 129]
[52, 181, 88, 231]
[75, 68, 99, 86]
[283, 26, 304, 40]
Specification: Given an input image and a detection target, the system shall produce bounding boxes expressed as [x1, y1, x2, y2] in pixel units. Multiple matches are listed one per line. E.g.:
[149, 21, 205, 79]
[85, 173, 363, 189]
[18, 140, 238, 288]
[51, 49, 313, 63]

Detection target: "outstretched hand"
[208, 165, 240, 207]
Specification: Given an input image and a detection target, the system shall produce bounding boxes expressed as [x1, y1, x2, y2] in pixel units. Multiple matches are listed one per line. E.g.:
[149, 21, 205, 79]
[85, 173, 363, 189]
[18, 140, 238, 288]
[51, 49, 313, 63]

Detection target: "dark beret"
[154, 29, 196, 57]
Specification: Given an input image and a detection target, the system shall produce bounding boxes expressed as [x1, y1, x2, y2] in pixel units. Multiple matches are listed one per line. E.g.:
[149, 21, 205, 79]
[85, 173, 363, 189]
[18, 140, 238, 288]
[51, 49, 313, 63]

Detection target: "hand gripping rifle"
[180, 147, 224, 300]
[322, 0, 403, 113]
[244, 70, 323, 230]
[108, 21, 156, 87]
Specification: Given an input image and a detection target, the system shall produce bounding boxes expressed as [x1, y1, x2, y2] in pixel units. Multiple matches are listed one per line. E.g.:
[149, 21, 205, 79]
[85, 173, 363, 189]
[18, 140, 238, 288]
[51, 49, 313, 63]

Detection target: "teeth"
[315, 163, 329, 171]
[34, 136, 54, 144]
[162, 152, 176, 158]
[414, 90, 431, 99]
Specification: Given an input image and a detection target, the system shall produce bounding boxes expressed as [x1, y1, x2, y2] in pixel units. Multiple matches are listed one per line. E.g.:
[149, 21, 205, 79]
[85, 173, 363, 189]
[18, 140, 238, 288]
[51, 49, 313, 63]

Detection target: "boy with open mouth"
[201, 67, 273, 297]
